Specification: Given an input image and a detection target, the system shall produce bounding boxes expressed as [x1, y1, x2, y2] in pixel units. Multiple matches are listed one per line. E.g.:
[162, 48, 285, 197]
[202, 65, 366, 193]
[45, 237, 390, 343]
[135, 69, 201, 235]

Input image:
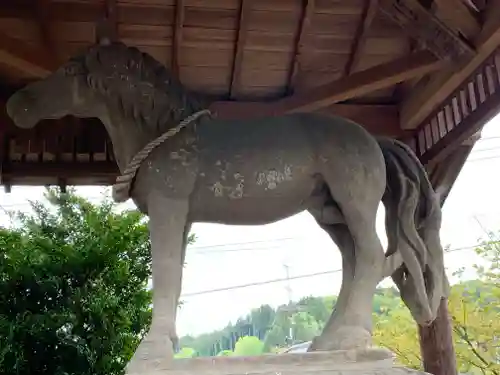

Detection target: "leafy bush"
[0, 188, 152, 375]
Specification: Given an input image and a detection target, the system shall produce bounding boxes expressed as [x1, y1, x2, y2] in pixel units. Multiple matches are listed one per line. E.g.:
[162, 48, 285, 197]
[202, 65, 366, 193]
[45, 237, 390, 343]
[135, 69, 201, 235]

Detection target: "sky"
[1, 114, 500, 337]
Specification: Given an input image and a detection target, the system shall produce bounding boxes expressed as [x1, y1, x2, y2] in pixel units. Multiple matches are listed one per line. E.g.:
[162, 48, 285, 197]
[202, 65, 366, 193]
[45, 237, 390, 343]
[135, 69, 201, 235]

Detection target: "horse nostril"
[15, 91, 35, 110]
[6, 90, 34, 121]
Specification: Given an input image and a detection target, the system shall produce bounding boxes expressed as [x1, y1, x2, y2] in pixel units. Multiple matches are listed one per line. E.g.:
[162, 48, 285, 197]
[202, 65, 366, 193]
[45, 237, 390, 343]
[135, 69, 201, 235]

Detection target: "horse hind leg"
[311, 168, 386, 350]
[305, 218, 358, 350]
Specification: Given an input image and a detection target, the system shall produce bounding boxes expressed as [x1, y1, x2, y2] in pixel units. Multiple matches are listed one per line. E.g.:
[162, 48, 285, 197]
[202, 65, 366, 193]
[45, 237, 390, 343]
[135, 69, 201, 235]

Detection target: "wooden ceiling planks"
[0, 0, 414, 101]
[0, 0, 491, 112]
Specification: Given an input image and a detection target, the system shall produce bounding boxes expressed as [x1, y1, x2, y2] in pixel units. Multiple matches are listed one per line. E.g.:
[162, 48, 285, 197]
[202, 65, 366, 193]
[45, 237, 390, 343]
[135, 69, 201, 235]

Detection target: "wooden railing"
[0, 117, 118, 188]
[409, 48, 500, 166]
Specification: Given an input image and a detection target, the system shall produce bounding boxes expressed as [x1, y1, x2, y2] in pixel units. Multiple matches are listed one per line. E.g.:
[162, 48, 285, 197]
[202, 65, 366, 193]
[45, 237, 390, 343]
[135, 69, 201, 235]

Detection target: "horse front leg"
[126, 196, 189, 374]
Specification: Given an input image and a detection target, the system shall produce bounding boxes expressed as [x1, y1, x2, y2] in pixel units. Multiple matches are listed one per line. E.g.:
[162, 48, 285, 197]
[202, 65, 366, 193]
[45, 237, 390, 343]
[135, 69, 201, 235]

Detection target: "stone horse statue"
[6, 40, 448, 373]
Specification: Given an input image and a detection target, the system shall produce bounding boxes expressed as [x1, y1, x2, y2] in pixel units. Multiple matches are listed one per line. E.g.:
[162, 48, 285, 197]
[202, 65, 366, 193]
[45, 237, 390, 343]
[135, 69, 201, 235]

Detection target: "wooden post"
[418, 298, 457, 375]
[417, 142, 475, 375]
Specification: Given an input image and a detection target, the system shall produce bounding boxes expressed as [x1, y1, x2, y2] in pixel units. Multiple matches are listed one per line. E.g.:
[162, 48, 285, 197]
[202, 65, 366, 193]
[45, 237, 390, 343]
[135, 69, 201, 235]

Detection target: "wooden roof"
[0, 0, 500, 187]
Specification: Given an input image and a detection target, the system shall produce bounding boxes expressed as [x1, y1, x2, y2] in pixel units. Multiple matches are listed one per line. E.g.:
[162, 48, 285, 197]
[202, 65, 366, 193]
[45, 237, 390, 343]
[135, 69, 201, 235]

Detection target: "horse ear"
[99, 37, 112, 46]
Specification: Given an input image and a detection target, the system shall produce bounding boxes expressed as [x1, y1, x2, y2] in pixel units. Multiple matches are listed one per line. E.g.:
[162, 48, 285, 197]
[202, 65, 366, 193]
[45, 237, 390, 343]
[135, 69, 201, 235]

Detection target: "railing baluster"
[443, 105, 453, 135]
[451, 96, 461, 126]
[417, 130, 426, 156]
[476, 70, 487, 103]
[459, 89, 469, 118]
[424, 123, 433, 150]
[431, 116, 440, 144]
[484, 58, 497, 95]
[494, 52, 500, 85]
[468, 80, 478, 111]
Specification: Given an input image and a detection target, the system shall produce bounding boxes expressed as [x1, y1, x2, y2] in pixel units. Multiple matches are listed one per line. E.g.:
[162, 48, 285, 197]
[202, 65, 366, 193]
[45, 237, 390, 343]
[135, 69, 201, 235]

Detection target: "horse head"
[6, 46, 99, 129]
[7, 40, 203, 135]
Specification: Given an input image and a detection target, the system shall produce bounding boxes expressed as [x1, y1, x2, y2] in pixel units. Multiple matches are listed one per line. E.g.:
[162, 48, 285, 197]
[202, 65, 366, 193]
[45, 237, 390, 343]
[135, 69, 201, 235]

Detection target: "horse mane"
[72, 41, 206, 134]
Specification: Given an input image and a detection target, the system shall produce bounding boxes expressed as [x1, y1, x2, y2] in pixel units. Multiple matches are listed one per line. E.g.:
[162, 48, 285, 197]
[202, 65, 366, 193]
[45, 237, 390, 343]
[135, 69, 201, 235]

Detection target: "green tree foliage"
[180, 289, 404, 356]
[290, 311, 321, 343]
[372, 299, 421, 369]
[233, 336, 265, 356]
[449, 235, 500, 375]
[0, 188, 153, 375]
[174, 347, 197, 359]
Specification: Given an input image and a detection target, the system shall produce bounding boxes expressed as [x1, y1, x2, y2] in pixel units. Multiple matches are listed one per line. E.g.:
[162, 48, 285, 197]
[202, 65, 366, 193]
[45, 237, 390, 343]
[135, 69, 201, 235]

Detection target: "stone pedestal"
[131, 348, 430, 375]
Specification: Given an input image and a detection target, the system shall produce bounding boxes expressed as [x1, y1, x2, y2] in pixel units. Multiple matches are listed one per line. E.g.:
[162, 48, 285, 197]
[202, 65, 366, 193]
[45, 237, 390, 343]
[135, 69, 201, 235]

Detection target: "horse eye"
[64, 64, 82, 76]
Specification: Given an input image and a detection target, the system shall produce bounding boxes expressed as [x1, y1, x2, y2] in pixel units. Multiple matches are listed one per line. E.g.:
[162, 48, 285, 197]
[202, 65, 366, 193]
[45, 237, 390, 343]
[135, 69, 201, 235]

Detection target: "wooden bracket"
[379, 0, 475, 60]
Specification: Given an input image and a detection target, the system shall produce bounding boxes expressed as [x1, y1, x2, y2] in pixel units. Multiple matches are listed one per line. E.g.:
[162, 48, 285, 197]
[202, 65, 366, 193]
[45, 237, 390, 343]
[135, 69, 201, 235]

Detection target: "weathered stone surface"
[127, 348, 429, 375]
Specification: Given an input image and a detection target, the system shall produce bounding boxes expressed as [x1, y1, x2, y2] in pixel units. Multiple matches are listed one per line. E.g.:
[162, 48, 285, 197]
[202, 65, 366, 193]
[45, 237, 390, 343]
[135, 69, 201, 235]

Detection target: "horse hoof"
[308, 326, 372, 351]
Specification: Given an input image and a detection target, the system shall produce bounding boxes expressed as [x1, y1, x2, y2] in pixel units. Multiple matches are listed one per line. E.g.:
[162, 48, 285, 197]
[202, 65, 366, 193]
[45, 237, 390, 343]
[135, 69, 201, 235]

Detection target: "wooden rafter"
[229, 0, 251, 99]
[432, 0, 480, 39]
[288, 0, 315, 92]
[36, 0, 56, 60]
[209, 101, 403, 137]
[400, 0, 500, 129]
[379, 0, 475, 60]
[171, 0, 185, 77]
[275, 51, 444, 114]
[0, 32, 56, 77]
[345, 0, 378, 76]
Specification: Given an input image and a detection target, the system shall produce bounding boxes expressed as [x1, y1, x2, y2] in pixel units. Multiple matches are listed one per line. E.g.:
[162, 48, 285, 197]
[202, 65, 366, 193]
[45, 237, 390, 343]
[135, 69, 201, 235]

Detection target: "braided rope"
[112, 109, 212, 203]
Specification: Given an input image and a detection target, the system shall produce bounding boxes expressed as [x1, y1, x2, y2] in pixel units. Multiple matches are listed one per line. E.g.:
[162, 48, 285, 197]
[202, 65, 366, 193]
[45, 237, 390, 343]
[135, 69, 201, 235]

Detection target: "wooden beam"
[379, 0, 475, 60]
[428, 143, 475, 205]
[432, 0, 480, 39]
[3, 161, 118, 177]
[96, 0, 118, 43]
[36, 0, 56, 59]
[209, 101, 404, 137]
[104, 0, 118, 41]
[171, 0, 185, 77]
[0, 32, 56, 77]
[417, 153, 469, 375]
[275, 51, 444, 114]
[418, 300, 457, 375]
[229, 0, 251, 99]
[401, 0, 500, 130]
[345, 0, 378, 76]
[288, 0, 315, 92]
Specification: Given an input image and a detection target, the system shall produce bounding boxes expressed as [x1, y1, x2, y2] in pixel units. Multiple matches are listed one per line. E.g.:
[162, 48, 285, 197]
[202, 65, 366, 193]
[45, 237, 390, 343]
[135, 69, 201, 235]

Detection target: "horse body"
[132, 112, 383, 226]
[6, 41, 447, 374]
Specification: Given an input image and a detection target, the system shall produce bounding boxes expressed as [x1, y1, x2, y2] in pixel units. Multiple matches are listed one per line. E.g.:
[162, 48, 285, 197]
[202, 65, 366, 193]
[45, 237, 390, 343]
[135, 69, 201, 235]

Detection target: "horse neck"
[99, 110, 158, 172]
[97, 89, 206, 172]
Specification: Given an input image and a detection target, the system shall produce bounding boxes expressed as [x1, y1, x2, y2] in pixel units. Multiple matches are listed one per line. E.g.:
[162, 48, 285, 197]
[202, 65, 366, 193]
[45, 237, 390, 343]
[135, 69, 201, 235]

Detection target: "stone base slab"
[127, 348, 430, 375]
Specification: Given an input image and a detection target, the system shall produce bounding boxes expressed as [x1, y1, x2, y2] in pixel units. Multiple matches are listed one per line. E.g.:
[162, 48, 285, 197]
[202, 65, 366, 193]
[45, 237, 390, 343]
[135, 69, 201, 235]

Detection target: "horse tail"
[377, 137, 449, 325]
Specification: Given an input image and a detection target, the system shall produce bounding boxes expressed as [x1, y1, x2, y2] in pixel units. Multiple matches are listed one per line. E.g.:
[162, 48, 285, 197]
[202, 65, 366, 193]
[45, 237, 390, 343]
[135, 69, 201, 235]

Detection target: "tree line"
[177, 288, 401, 356]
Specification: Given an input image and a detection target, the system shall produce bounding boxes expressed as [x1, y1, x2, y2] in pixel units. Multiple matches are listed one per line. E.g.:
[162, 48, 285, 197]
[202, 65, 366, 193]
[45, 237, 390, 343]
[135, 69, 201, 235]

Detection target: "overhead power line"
[180, 243, 485, 298]
[181, 269, 338, 297]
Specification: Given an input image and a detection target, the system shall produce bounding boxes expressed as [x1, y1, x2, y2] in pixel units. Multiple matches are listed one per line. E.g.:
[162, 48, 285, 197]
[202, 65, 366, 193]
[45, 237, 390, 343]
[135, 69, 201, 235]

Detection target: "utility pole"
[283, 263, 293, 302]
[283, 263, 294, 343]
